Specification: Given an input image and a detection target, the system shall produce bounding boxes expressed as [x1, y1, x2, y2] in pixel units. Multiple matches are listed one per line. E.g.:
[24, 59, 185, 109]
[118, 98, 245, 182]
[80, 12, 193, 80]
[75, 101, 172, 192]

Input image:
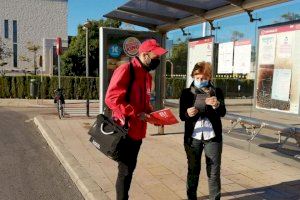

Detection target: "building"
[0, 0, 68, 75]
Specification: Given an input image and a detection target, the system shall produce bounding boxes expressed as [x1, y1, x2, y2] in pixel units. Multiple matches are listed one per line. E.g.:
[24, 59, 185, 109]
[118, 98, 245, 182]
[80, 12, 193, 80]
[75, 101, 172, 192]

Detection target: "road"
[0, 107, 84, 200]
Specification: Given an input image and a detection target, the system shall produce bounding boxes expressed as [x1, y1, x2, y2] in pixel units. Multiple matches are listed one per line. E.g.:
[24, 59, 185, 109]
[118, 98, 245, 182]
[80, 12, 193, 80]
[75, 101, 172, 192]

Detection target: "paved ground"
[2, 99, 300, 200]
[34, 108, 300, 200]
[0, 107, 84, 200]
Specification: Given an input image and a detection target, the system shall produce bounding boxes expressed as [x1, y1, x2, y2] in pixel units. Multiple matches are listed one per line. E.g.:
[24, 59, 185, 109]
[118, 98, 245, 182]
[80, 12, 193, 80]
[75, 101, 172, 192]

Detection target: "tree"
[26, 42, 41, 75]
[281, 12, 300, 22]
[19, 55, 31, 76]
[0, 37, 11, 76]
[231, 31, 244, 41]
[61, 18, 121, 76]
[0, 38, 11, 66]
[169, 41, 188, 74]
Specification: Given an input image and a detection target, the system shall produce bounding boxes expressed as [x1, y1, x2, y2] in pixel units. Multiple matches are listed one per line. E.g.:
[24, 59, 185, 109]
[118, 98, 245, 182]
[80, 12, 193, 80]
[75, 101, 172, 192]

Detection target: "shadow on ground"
[182, 180, 300, 200]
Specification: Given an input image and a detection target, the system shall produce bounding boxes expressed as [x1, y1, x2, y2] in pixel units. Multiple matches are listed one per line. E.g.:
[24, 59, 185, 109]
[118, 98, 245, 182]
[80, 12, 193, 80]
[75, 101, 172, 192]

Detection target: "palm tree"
[281, 12, 300, 22]
[231, 31, 244, 42]
[26, 42, 41, 75]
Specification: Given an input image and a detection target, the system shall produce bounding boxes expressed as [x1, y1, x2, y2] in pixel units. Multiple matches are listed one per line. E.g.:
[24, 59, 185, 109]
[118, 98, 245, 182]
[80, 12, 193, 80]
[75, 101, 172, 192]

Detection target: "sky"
[68, 0, 127, 36]
[68, 0, 300, 43]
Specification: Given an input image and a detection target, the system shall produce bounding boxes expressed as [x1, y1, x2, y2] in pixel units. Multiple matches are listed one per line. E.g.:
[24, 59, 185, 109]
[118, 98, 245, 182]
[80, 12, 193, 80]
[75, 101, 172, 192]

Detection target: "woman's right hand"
[187, 107, 198, 117]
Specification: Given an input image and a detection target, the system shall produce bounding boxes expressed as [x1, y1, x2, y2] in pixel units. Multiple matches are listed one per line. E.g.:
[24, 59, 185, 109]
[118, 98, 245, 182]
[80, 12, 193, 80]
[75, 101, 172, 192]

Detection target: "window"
[13, 44, 18, 67]
[4, 20, 9, 38]
[13, 20, 17, 43]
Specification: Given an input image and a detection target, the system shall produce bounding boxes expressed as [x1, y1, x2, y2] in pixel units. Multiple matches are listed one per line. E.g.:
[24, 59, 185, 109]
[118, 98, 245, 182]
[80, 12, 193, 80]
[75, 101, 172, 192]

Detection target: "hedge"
[166, 77, 254, 99]
[0, 76, 99, 99]
[0, 76, 254, 100]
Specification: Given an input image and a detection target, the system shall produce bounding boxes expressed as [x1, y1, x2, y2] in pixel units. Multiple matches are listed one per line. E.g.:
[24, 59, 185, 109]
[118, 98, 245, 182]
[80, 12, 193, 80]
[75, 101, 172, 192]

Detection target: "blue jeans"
[184, 138, 222, 200]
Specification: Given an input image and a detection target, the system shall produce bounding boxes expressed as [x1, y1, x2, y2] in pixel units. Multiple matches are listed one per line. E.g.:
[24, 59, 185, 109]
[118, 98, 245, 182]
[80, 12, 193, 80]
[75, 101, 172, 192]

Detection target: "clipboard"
[194, 93, 210, 112]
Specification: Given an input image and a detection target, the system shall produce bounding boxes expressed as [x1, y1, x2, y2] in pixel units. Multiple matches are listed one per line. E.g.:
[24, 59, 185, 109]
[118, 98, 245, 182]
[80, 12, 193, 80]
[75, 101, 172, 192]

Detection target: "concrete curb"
[34, 116, 110, 200]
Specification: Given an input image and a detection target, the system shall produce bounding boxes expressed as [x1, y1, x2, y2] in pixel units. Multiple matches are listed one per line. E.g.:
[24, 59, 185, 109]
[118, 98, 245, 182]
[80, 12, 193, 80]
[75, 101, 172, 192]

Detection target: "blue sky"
[68, 0, 127, 36]
[68, 0, 300, 43]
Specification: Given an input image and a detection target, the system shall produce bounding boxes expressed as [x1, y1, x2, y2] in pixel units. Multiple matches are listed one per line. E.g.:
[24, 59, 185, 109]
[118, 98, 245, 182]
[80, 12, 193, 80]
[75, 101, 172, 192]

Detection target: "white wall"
[0, 0, 68, 74]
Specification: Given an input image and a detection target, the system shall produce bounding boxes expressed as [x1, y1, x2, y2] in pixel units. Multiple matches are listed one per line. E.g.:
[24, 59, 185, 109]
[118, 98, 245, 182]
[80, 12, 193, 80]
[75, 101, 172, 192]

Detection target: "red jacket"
[105, 57, 153, 140]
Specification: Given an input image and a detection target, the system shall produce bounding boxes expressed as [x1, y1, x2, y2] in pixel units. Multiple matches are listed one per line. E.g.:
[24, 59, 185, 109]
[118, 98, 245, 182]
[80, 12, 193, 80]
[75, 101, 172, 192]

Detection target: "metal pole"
[86, 28, 90, 117]
[202, 22, 206, 37]
[58, 55, 61, 89]
[170, 61, 174, 78]
[157, 33, 167, 135]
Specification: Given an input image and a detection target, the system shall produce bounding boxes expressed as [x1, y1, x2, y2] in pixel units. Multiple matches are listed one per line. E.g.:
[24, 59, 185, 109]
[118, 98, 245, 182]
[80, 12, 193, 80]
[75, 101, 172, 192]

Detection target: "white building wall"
[0, 0, 68, 74]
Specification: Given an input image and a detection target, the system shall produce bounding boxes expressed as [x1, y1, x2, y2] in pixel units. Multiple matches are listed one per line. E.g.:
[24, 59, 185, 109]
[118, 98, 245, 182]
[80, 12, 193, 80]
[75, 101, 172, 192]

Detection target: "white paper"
[217, 42, 234, 74]
[271, 69, 292, 101]
[276, 31, 294, 59]
[259, 34, 277, 65]
[233, 42, 251, 74]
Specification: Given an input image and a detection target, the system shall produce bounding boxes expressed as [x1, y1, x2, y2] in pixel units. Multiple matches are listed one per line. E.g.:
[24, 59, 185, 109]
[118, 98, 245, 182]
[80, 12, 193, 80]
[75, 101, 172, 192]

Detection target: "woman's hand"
[205, 96, 220, 108]
[187, 107, 199, 117]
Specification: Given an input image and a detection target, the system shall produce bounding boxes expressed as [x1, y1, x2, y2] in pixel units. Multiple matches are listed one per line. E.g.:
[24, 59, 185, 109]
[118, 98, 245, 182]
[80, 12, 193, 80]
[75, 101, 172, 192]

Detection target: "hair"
[191, 61, 212, 79]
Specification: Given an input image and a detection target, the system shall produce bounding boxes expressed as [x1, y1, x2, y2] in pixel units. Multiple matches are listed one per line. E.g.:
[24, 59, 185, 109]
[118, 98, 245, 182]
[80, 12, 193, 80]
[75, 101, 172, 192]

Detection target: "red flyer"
[147, 108, 179, 125]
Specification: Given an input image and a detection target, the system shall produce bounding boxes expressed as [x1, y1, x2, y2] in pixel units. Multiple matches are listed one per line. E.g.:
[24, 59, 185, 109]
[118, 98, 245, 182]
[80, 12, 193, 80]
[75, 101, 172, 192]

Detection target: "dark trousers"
[116, 137, 142, 200]
[184, 138, 222, 200]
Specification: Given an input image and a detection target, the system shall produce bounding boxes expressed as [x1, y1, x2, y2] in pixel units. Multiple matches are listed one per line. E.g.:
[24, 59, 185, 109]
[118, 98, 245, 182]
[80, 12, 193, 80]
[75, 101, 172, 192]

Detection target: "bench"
[224, 113, 300, 147]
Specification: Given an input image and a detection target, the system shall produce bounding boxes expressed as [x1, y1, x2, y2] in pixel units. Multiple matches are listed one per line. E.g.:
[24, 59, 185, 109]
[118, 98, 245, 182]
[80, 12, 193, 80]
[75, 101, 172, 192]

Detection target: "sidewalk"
[34, 113, 300, 200]
[0, 99, 100, 108]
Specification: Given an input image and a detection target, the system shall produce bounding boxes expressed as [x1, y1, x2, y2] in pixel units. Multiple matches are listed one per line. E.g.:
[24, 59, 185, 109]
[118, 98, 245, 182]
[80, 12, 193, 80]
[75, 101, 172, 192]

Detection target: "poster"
[276, 31, 293, 59]
[259, 34, 276, 65]
[271, 69, 291, 101]
[187, 37, 214, 87]
[217, 42, 234, 74]
[256, 22, 300, 115]
[233, 40, 251, 74]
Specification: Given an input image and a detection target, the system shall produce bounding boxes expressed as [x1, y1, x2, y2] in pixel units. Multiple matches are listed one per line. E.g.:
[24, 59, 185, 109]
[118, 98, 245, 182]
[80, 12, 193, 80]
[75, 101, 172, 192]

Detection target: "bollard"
[30, 79, 38, 98]
[86, 99, 90, 117]
[158, 125, 165, 135]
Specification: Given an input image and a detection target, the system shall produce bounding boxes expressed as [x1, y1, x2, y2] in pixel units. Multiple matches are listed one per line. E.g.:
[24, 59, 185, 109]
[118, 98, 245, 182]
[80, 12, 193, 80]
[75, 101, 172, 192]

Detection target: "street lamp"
[83, 20, 92, 117]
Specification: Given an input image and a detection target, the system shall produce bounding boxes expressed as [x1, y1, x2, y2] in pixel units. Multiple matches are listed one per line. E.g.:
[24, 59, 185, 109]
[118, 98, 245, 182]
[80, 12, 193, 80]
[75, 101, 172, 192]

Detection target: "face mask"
[145, 55, 160, 71]
[148, 59, 160, 71]
[194, 80, 209, 88]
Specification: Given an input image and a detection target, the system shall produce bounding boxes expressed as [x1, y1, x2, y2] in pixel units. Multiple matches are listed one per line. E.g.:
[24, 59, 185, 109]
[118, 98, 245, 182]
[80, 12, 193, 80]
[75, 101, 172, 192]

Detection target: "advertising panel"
[99, 28, 163, 113]
[256, 22, 300, 115]
[217, 42, 234, 74]
[187, 36, 214, 87]
[233, 40, 251, 74]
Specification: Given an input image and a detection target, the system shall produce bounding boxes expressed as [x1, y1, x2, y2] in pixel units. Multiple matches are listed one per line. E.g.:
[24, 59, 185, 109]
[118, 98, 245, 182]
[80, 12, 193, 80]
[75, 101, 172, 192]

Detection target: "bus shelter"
[102, 0, 298, 118]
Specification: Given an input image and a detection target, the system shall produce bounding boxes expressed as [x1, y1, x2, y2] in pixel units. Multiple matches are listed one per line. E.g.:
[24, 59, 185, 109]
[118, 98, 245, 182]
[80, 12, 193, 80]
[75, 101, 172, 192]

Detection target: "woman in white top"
[179, 62, 226, 200]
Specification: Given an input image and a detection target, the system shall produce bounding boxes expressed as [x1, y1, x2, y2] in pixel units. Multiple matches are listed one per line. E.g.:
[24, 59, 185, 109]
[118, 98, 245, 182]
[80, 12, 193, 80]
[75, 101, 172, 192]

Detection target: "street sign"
[56, 37, 62, 55]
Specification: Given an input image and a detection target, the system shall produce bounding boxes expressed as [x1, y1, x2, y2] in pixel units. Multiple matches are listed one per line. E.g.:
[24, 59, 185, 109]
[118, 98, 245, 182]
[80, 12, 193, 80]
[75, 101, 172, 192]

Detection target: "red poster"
[147, 108, 179, 125]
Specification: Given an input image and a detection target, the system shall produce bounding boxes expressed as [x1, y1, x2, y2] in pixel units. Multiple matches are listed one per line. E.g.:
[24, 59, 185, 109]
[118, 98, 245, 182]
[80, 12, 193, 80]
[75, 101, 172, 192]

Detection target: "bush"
[0, 75, 100, 99]
[0, 75, 254, 100]
[166, 77, 254, 99]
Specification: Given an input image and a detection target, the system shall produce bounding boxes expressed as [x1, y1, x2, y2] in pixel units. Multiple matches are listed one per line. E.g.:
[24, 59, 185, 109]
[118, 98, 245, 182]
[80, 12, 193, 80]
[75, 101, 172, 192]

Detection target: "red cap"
[138, 39, 168, 56]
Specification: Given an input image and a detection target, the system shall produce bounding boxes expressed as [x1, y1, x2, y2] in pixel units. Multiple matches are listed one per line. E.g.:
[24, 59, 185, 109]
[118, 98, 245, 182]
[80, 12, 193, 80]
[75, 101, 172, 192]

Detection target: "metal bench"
[224, 113, 300, 147]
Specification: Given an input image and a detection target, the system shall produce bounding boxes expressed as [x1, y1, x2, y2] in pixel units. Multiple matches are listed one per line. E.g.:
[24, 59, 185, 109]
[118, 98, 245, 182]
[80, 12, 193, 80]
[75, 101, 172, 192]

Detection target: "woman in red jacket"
[105, 39, 167, 200]
[179, 62, 226, 200]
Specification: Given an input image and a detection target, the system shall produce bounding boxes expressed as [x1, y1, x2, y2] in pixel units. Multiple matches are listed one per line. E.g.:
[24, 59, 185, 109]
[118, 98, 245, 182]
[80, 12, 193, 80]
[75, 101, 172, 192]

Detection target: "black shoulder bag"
[88, 62, 134, 161]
